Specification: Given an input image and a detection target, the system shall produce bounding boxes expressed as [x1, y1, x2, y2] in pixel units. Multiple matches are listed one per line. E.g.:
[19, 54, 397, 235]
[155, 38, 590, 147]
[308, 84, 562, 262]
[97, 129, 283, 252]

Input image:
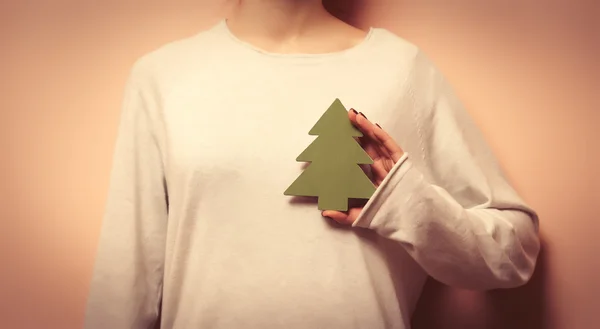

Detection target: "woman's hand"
[322, 109, 404, 225]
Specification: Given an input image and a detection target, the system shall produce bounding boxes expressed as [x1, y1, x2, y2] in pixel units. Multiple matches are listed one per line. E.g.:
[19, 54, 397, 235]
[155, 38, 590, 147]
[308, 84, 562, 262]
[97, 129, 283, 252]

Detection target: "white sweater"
[84, 20, 540, 329]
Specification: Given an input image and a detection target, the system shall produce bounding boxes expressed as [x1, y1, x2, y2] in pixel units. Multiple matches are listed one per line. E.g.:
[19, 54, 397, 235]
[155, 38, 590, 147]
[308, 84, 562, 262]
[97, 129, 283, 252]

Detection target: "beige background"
[1, 1, 598, 328]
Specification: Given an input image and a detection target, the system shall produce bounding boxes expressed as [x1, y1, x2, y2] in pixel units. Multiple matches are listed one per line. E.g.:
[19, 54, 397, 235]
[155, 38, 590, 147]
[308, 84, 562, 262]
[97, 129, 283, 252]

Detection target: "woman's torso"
[147, 21, 428, 329]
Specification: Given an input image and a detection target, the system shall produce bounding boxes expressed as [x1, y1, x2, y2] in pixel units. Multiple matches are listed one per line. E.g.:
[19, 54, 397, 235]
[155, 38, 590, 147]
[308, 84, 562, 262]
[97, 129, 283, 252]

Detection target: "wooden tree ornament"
[284, 98, 376, 211]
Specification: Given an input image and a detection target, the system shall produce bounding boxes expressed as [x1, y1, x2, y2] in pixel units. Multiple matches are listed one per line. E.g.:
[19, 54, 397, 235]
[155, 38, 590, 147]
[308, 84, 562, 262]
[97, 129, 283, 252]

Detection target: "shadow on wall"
[411, 239, 548, 329]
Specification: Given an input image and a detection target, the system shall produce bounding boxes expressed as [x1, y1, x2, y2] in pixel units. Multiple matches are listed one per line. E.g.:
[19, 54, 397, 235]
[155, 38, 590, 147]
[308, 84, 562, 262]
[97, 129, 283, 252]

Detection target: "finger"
[356, 114, 403, 164]
[348, 109, 363, 136]
[354, 112, 395, 161]
[357, 128, 391, 180]
[351, 110, 403, 177]
[348, 108, 358, 121]
[349, 110, 368, 147]
[351, 111, 376, 139]
[373, 137, 394, 163]
[349, 109, 383, 161]
[369, 160, 390, 184]
[322, 208, 362, 225]
[362, 137, 382, 162]
[372, 124, 404, 163]
[322, 210, 350, 224]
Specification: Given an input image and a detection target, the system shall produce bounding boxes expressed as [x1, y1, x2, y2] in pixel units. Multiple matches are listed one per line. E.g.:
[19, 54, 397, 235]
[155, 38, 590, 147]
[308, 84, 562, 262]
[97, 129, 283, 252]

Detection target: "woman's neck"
[225, 0, 367, 54]
[228, 0, 328, 41]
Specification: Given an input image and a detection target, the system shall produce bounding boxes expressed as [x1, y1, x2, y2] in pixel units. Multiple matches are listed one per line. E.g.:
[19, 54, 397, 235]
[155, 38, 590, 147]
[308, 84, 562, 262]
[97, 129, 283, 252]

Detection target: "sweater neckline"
[214, 19, 376, 62]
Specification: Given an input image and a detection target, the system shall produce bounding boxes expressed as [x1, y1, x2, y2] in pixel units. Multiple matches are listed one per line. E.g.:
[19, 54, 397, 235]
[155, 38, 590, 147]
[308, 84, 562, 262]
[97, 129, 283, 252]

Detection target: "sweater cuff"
[352, 153, 427, 229]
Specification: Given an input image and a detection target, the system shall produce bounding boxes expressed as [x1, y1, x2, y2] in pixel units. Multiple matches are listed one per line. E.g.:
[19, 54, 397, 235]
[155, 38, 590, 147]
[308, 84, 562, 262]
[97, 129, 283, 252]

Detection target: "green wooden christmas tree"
[284, 98, 376, 211]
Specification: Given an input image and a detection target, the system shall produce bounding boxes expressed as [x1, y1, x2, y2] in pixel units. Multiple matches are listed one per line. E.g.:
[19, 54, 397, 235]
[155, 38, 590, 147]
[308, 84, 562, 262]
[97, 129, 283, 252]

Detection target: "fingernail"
[350, 108, 358, 114]
[376, 123, 382, 128]
[359, 112, 368, 120]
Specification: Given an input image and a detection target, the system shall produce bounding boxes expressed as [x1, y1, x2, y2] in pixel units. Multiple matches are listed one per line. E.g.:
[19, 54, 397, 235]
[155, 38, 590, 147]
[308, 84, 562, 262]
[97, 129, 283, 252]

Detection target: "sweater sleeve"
[84, 65, 168, 329]
[352, 51, 540, 290]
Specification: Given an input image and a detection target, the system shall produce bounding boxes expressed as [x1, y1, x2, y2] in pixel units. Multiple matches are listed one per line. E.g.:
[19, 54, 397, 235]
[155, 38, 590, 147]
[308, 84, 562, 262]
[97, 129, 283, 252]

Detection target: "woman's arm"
[330, 51, 540, 290]
[84, 63, 168, 329]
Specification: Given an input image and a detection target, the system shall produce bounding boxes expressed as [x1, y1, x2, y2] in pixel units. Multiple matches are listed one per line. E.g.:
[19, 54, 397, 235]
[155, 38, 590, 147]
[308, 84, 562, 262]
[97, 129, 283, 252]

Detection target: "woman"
[84, 1, 540, 328]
